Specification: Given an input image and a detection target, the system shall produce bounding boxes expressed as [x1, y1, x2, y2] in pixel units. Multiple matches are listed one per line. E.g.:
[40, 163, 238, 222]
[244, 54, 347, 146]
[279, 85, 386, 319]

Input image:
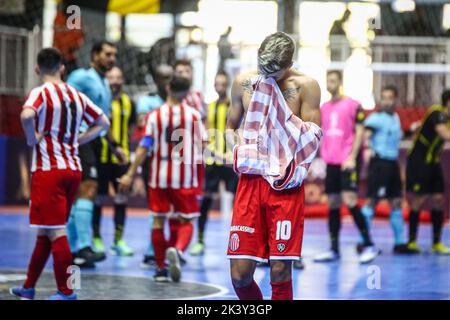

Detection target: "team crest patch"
[229, 233, 240, 252]
[277, 243, 286, 253]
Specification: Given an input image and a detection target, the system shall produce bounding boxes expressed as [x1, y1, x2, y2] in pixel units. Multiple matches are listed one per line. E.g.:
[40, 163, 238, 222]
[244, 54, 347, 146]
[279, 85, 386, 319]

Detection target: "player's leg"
[109, 164, 133, 256]
[141, 156, 155, 268]
[270, 261, 293, 300]
[191, 164, 220, 256]
[10, 227, 51, 300]
[92, 163, 110, 254]
[152, 214, 170, 282]
[70, 140, 105, 265]
[148, 187, 171, 281]
[314, 165, 342, 262]
[362, 156, 381, 230]
[428, 164, 450, 254]
[406, 193, 427, 253]
[230, 259, 262, 300]
[388, 197, 412, 254]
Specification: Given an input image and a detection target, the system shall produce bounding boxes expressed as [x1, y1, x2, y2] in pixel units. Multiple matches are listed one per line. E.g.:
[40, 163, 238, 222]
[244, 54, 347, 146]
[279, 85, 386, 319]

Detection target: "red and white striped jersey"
[23, 82, 103, 172]
[182, 90, 206, 117]
[145, 103, 207, 190]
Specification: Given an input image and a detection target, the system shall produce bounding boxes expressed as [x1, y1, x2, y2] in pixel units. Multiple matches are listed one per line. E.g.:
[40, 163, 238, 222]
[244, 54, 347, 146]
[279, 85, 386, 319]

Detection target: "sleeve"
[364, 113, 379, 131]
[428, 110, 448, 127]
[22, 88, 44, 113]
[355, 105, 365, 124]
[80, 93, 104, 126]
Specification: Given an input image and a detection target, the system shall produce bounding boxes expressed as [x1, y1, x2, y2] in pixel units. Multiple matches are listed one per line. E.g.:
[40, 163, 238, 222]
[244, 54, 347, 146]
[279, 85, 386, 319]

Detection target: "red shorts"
[30, 169, 81, 228]
[227, 174, 305, 262]
[148, 187, 200, 219]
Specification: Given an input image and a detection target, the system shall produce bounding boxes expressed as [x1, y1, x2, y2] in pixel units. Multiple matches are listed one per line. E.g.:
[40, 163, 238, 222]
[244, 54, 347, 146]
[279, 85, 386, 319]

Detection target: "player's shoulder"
[234, 70, 258, 85]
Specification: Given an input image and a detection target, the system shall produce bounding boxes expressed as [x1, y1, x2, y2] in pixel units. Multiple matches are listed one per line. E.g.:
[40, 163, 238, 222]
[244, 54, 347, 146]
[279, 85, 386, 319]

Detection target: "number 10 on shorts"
[276, 220, 291, 240]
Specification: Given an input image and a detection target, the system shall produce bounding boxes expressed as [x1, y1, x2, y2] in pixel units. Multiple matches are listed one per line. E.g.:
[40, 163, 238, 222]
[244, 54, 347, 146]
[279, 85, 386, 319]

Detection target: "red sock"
[168, 218, 180, 247]
[152, 228, 167, 269]
[175, 222, 193, 253]
[271, 281, 293, 300]
[51, 236, 73, 296]
[24, 235, 51, 289]
[233, 280, 263, 300]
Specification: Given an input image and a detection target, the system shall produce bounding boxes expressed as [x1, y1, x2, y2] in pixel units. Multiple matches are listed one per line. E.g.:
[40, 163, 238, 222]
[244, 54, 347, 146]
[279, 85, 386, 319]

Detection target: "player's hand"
[29, 131, 47, 146]
[342, 157, 356, 170]
[364, 148, 374, 162]
[113, 146, 128, 165]
[117, 173, 133, 192]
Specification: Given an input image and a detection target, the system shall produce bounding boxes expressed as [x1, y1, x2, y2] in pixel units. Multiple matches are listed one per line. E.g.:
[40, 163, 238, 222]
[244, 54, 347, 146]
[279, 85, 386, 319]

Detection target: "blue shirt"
[67, 67, 112, 116]
[137, 94, 164, 114]
[364, 111, 403, 160]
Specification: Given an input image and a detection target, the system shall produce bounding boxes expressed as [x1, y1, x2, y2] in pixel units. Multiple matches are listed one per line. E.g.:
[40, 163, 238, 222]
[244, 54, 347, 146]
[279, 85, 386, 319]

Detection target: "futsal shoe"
[79, 246, 106, 263]
[431, 242, 450, 255]
[72, 252, 96, 269]
[190, 242, 205, 256]
[47, 291, 77, 300]
[92, 237, 105, 253]
[166, 247, 182, 283]
[140, 255, 156, 269]
[406, 241, 422, 254]
[9, 287, 35, 300]
[293, 257, 305, 270]
[393, 244, 417, 254]
[153, 268, 170, 282]
[359, 246, 381, 264]
[313, 250, 340, 262]
[110, 239, 134, 257]
[356, 243, 364, 254]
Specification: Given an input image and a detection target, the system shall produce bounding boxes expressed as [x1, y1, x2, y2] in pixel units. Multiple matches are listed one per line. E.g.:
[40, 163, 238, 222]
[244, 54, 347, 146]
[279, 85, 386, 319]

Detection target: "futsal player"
[10, 48, 109, 300]
[118, 76, 207, 282]
[137, 64, 173, 268]
[92, 66, 136, 256]
[314, 70, 379, 264]
[361, 85, 413, 254]
[190, 71, 238, 256]
[406, 89, 450, 254]
[66, 40, 125, 268]
[226, 32, 322, 300]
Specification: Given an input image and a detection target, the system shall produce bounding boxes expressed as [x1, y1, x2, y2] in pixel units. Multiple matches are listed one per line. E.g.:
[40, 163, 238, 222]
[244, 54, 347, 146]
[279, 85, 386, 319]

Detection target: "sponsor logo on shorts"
[230, 225, 255, 233]
[90, 167, 98, 179]
[377, 187, 386, 198]
[277, 243, 286, 253]
[229, 233, 240, 252]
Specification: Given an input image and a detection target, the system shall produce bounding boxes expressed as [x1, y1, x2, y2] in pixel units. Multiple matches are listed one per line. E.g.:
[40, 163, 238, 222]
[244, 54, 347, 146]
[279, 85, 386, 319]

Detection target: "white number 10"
[276, 220, 291, 240]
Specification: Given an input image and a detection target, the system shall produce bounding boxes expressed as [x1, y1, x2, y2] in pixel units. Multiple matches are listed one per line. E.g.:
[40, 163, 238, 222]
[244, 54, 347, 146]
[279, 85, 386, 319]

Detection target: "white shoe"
[166, 247, 182, 283]
[359, 246, 381, 264]
[313, 250, 340, 262]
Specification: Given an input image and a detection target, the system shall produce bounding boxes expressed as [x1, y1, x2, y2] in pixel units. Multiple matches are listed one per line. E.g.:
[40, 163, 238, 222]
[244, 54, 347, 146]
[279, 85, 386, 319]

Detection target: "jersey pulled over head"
[257, 32, 295, 79]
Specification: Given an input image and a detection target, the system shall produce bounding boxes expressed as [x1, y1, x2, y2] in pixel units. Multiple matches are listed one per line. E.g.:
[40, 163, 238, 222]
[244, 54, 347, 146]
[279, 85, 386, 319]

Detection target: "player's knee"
[343, 194, 357, 208]
[365, 198, 376, 208]
[390, 198, 402, 210]
[409, 196, 426, 211]
[47, 228, 66, 241]
[79, 181, 98, 200]
[152, 216, 165, 229]
[431, 195, 444, 210]
[230, 261, 254, 288]
[328, 194, 341, 209]
[270, 261, 291, 282]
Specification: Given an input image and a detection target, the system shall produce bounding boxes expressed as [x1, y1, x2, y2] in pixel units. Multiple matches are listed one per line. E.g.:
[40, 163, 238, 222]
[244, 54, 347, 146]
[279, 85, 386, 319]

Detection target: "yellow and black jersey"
[409, 105, 450, 164]
[100, 92, 136, 164]
[205, 98, 230, 166]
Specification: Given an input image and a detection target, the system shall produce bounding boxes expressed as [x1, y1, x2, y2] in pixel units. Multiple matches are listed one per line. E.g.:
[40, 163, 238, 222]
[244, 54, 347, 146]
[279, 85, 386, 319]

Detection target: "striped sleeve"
[23, 87, 44, 112]
[80, 92, 104, 125]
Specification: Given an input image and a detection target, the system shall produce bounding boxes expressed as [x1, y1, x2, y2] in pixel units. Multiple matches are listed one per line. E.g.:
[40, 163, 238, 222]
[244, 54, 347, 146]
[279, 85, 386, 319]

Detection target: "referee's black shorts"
[366, 156, 402, 199]
[79, 137, 101, 181]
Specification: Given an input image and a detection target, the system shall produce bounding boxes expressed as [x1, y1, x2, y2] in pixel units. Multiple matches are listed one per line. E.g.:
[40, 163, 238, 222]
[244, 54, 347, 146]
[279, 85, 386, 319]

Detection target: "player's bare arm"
[299, 77, 321, 126]
[117, 144, 149, 191]
[435, 123, 450, 141]
[78, 114, 110, 145]
[343, 110, 364, 170]
[20, 108, 44, 147]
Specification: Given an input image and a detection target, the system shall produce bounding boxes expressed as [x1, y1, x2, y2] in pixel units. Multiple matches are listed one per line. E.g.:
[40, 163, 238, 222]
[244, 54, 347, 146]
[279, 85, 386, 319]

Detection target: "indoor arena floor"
[0, 207, 449, 300]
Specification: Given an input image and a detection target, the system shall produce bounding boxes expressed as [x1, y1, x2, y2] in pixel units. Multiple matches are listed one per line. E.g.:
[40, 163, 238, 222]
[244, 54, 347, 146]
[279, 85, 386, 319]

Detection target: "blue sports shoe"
[47, 291, 77, 300]
[9, 287, 35, 300]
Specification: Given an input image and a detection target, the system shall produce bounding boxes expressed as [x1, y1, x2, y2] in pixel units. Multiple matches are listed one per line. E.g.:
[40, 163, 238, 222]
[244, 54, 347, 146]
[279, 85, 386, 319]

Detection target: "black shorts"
[97, 163, 129, 195]
[367, 157, 402, 199]
[406, 156, 444, 194]
[205, 164, 239, 193]
[79, 138, 101, 181]
[325, 164, 359, 194]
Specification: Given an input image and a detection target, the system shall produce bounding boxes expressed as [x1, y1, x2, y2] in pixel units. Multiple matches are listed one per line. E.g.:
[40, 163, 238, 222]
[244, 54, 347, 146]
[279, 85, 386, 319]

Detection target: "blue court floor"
[0, 209, 449, 300]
